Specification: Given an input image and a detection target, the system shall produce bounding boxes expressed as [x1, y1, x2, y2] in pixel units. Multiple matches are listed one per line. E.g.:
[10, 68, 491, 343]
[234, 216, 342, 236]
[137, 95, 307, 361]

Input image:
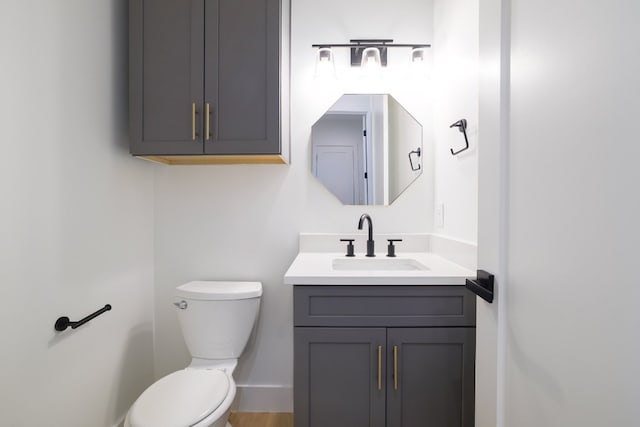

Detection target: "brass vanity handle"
[377, 345, 382, 390]
[192, 102, 198, 141]
[393, 345, 399, 390]
[205, 102, 211, 141]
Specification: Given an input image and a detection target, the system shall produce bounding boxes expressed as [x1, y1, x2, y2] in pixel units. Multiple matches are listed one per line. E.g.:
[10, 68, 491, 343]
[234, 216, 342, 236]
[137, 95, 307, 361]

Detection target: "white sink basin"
[332, 257, 429, 271]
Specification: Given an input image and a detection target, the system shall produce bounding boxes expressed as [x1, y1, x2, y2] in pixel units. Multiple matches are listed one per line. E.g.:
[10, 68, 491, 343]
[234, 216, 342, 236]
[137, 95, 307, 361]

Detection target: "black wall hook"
[55, 304, 112, 331]
[408, 148, 421, 171]
[449, 119, 470, 155]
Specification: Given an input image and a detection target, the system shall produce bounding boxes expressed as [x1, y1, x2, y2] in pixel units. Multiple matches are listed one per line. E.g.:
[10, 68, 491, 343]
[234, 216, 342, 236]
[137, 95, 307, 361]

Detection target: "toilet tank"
[174, 281, 262, 360]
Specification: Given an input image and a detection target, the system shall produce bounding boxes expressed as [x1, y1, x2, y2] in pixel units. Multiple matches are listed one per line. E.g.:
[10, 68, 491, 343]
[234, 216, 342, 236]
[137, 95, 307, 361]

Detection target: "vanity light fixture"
[311, 39, 431, 69]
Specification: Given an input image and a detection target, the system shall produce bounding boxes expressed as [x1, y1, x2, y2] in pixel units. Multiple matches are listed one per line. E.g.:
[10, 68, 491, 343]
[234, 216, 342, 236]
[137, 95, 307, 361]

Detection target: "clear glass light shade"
[315, 47, 336, 79]
[361, 47, 382, 71]
[410, 47, 428, 74]
[411, 47, 426, 63]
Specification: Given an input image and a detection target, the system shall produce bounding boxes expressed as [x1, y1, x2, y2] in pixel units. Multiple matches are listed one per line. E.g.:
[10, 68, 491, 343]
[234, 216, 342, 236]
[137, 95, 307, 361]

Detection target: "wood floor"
[228, 412, 293, 427]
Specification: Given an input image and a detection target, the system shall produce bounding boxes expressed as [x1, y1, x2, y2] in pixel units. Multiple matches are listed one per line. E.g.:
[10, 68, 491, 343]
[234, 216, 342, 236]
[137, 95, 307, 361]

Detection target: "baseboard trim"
[233, 385, 293, 412]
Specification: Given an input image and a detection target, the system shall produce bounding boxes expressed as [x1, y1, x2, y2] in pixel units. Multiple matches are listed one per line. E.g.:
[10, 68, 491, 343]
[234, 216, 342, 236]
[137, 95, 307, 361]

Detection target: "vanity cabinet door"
[294, 327, 386, 427]
[386, 328, 476, 427]
[130, 0, 205, 155]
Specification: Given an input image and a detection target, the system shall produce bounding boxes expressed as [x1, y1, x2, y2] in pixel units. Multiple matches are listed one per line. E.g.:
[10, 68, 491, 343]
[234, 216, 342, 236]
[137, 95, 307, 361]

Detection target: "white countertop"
[284, 251, 475, 285]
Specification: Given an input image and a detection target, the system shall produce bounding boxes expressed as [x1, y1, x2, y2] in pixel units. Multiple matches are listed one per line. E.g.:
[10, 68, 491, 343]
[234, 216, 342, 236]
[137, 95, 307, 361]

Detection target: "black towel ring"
[449, 119, 469, 155]
[408, 148, 421, 171]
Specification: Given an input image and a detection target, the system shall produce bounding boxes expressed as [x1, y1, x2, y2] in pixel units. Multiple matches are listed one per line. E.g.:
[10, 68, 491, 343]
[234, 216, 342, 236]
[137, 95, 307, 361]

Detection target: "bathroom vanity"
[285, 237, 477, 427]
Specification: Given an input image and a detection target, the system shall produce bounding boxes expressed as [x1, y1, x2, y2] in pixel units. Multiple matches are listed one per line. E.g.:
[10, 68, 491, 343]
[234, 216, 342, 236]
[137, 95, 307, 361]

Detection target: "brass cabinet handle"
[377, 345, 382, 391]
[393, 345, 399, 390]
[192, 102, 198, 141]
[205, 102, 211, 141]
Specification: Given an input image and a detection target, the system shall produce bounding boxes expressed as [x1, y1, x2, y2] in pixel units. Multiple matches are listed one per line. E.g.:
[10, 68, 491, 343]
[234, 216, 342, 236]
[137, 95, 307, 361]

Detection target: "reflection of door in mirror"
[312, 113, 367, 204]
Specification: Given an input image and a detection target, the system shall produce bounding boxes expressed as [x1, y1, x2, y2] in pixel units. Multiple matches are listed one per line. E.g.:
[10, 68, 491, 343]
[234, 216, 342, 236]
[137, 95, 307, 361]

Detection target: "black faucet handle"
[340, 239, 355, 257]
[386, 239, 403, 257]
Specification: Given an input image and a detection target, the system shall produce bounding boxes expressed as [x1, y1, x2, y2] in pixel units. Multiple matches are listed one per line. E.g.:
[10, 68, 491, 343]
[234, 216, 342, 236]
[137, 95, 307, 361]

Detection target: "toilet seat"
[128, 369, 230, 427]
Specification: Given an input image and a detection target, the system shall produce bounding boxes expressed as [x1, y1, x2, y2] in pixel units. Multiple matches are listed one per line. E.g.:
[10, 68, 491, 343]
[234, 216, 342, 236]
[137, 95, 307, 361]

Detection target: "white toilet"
[125, 281, 262, 427]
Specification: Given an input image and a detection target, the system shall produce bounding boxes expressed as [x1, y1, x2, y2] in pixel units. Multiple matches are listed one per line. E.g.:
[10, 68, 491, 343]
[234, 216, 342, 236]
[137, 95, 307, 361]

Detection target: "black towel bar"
[55, 304, 112, 331]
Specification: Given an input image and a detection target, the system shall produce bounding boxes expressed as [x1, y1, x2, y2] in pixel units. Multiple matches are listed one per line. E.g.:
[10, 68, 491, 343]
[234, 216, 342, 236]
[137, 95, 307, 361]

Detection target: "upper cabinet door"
[204, 0, 280, 155]
[130, 0, 204, 155]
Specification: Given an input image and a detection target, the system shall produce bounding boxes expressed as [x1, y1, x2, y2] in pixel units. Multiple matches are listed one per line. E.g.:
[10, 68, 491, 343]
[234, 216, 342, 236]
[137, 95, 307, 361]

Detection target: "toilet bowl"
[125, 368, 235, 427]
[125, 281, 262, 427]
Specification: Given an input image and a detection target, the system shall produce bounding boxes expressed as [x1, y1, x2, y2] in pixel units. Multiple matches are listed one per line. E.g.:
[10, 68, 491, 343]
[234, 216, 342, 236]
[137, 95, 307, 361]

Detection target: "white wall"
[433, 0, 479, 243]
[0, 1, 155, 426]
[505, 0, 640, 425]
[153, 0, 435, 409]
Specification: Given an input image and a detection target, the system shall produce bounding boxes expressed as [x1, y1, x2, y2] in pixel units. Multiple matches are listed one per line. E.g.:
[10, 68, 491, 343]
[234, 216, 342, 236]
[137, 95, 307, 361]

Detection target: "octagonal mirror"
[311, 94, 423, 205]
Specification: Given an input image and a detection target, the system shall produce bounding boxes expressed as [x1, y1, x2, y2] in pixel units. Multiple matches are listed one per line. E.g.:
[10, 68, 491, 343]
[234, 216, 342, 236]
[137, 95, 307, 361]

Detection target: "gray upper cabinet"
[130, 0, 282, 161]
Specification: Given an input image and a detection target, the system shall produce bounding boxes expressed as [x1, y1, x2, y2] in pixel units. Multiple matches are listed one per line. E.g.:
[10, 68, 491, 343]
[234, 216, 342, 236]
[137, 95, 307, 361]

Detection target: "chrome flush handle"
[173, 300, 188, 310]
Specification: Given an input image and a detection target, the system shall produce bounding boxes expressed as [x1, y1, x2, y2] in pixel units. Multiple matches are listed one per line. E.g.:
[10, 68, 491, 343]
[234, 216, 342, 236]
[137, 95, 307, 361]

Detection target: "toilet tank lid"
[176, 281, 262, 300]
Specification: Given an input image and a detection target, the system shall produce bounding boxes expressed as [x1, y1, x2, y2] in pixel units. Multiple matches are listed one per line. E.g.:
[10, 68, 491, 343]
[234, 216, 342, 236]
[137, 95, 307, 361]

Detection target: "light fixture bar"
[310, 41, 431, 48]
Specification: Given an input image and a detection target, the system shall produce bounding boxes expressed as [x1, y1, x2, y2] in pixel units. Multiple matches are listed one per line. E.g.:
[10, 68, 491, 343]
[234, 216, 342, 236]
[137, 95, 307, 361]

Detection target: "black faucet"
[358, 213, 375, 257]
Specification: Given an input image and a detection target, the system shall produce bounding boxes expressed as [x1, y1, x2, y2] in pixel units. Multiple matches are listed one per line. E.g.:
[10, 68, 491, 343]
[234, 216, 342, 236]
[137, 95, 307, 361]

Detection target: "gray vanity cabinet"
[294, 285, 476, 427]
[129, 0, 280, 157]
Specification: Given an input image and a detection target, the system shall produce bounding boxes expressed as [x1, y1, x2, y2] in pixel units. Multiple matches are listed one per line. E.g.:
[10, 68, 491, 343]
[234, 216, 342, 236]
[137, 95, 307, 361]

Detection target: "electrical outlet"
[435, 203, 444, 228]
